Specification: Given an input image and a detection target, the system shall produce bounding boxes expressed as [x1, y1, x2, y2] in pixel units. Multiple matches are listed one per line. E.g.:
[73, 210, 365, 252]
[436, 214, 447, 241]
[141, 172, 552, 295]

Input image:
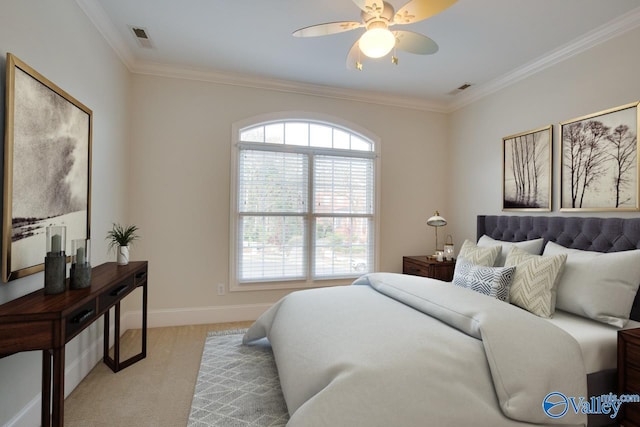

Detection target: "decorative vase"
[70, 239, 92, 289]
[117, 245, 129, 265]
[44, 225, 67, 295]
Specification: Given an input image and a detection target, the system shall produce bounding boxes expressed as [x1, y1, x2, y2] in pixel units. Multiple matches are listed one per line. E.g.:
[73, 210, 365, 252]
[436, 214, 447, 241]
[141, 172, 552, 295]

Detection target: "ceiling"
[78, 0, 640, 112]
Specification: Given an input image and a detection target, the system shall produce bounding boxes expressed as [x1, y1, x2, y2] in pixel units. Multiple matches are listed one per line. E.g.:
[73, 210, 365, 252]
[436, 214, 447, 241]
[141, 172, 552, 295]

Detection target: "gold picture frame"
[560, 102, 639, 211]
[502, 125, 552, 212]
[2, 53, 92, 282]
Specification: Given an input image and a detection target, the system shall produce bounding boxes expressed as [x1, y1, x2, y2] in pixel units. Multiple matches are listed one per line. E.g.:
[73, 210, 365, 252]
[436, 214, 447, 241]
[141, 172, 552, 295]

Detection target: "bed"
[244, 215, 640, 426]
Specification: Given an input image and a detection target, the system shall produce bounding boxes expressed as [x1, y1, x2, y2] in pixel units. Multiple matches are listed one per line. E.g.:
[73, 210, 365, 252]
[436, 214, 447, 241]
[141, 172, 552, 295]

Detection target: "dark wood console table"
[0, 261, 148, 427]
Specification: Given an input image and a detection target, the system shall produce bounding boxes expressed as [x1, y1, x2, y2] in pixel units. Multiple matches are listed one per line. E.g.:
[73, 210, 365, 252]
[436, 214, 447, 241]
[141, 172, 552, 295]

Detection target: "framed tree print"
[560, 102, 639, 211]
[2, 53, 92, 282]
[502, 125, 552, 211]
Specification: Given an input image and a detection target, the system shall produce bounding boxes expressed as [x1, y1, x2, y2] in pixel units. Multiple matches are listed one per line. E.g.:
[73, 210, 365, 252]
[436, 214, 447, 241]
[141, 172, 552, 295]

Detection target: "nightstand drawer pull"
[71, 309, 94, 324]
[110, 285, 128, 297]
[135, 271, 147, 280]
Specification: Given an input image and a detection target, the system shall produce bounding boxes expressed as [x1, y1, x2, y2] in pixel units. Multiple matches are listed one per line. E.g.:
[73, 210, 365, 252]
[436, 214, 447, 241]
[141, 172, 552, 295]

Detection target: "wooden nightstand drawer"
[403, 258, 431, 276]
[625, 364, 640, 394]
[402, 256, 455, 282]
[628, 342, 640, 369]
[619, 328, 640, 425]
[622, 404, 640, 427]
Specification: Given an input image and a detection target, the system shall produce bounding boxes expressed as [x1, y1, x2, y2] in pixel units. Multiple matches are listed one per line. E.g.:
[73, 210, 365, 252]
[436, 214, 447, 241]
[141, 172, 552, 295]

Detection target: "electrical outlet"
[217, 283, 225, 296]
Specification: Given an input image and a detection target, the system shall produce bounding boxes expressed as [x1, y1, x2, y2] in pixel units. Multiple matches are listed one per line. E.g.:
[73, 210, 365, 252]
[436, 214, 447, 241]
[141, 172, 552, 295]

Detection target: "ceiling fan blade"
[394, 31, 438, 54]
[293, 21, 362, 37]
[346, 40, 364, 70]
[394, 0, 457, 24]
[352, 0, 386, 18]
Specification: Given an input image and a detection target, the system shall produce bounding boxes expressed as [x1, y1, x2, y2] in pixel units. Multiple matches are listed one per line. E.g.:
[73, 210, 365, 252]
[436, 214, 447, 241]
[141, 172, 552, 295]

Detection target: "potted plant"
[106, 223, 140, 265]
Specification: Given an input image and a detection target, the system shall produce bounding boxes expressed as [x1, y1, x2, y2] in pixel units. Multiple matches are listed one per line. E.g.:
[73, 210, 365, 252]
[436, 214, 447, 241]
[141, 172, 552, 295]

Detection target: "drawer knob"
[110, 285, 128, 297]
[71, 309, 94, 324]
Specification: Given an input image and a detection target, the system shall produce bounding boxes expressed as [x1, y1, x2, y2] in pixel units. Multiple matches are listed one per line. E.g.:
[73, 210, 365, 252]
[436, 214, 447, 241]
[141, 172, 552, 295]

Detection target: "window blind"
[234, 120, 376, 285]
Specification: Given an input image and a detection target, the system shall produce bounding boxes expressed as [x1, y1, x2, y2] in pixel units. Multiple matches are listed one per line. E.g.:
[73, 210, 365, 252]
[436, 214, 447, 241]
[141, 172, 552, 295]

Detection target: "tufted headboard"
[477, 215, 640, 321]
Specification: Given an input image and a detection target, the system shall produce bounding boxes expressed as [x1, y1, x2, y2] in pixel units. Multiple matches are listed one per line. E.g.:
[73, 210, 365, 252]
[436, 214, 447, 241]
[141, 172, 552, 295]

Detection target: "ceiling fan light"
[359, 28, 395, 58]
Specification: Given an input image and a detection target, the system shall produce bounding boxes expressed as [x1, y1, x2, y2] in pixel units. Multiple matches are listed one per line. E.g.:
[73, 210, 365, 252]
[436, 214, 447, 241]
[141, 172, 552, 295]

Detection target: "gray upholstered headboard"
[477, 215, 640, 321]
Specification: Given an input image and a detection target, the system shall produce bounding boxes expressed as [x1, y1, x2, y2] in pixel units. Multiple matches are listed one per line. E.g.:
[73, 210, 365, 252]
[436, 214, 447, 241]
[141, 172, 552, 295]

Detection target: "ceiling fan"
[293, 0, 457, 70]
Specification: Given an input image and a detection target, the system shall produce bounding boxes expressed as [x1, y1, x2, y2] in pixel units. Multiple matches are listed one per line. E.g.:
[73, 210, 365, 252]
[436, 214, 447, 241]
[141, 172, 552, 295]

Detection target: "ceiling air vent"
[448, 82, 473, 96]
[130, 26, 153, 49]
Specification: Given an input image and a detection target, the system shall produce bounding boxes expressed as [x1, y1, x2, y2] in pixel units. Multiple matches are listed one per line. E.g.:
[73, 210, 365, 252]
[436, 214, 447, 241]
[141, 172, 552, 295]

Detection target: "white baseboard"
[5, 303, 267, 427]
[122, 303, 272, 329]
[3, 393, 40, 427]
[5, 330, 110, 427]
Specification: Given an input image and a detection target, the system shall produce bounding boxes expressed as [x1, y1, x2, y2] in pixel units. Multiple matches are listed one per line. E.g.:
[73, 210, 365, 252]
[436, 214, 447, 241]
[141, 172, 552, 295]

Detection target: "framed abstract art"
[2, 53, 92, 282]
[560, 102, 638, 211]
[502, 125, 552, 211]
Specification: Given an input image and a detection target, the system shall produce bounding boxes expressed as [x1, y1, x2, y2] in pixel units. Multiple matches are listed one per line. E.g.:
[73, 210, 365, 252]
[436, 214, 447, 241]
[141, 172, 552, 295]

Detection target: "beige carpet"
[65, 321, 254, 427]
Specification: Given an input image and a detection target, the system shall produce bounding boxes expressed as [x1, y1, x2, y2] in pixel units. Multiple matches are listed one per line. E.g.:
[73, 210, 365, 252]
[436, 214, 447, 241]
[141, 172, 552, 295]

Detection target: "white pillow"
[504, 246, 567, 318]
[458, 240, 501, 267]
[543, 241, 640, 327]
[477, 235, 544, 267]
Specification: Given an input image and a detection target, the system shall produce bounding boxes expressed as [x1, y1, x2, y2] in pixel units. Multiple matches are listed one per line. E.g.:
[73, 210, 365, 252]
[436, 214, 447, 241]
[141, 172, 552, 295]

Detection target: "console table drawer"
[98, 276, 135, 312]
[66, 300, 97, 339]
[134, 267, 148, 285]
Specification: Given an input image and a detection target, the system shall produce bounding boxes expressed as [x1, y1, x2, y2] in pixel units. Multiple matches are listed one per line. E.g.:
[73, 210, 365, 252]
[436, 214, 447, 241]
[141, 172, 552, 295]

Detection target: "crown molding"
[75, 0, 135, 68]
[446, 6, 640, 113]
[132, 61, 449, 113]
[78, 0, 640, 114]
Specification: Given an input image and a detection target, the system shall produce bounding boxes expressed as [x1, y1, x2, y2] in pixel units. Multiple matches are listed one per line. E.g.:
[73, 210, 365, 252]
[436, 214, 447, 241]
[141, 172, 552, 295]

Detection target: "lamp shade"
[359, 28, 395, 58]
[427, 211, 447, 227]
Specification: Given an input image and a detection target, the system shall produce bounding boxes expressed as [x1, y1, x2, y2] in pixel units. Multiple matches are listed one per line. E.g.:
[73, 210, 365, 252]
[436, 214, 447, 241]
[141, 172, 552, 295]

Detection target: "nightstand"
[402, 256, 455, 282]
[618, 328, 640, 426]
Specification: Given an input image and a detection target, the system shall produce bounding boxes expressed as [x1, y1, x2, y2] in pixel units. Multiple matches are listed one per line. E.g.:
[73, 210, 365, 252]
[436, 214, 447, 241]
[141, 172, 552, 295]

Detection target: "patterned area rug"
[188, 329, 289, 427]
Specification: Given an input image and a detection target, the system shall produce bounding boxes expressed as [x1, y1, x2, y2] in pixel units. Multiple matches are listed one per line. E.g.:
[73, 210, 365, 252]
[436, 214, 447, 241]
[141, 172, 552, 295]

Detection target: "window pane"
[314, 217, 372, 278]
[239, 150, 308, 213]
[240, 126, 264, 143]
[333, 129, 350, 150]
[310, 124, 332, 148]
[265, 123, 284, 144]
[314, 156, 374, 214]
[351, 135, 372, 151]
[239, 216, 306, 281]
[285, 122, 309, 146]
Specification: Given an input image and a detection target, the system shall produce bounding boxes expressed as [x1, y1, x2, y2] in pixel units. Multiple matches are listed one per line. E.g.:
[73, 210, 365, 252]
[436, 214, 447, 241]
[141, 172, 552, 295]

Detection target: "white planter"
[117, 245, 130, 265]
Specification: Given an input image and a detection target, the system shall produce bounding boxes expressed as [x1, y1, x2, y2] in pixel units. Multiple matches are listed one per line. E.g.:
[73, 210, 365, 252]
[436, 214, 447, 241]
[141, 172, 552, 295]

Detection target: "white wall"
[0, 1, 131, 425]
[449, 26, 640, 247]
[4, 1, 639, 425]
[127, 74, 449, 323]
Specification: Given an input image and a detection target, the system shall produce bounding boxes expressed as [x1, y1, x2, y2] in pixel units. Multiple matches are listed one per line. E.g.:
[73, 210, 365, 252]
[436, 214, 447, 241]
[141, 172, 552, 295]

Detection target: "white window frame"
[229, 111, 381, 292]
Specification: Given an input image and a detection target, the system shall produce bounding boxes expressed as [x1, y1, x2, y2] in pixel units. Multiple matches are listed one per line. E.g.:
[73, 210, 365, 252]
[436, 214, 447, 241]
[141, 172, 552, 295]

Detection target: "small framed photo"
[2, 53, 92, 282]
[560, 102, 639, 211]
[502, 125, 552, 211]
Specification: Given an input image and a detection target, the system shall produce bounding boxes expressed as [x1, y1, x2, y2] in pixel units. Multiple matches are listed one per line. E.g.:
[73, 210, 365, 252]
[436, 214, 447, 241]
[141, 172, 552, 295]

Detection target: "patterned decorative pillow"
[504, 246, 567, 318]
[452, 258, 515, 301]
[458, 240, 501, 267]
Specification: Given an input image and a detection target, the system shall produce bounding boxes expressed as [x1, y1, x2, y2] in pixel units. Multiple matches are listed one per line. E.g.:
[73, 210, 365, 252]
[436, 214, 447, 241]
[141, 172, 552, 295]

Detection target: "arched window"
[230, 114, 379, 290]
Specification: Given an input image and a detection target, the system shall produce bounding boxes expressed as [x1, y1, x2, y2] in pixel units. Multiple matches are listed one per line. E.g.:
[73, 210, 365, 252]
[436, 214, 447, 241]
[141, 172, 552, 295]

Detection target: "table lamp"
[426, 211, 447, 256]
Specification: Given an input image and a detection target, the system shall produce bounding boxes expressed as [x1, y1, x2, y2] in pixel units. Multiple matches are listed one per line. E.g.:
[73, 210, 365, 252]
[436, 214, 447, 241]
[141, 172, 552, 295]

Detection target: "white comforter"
[244, 273, 588, 427]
